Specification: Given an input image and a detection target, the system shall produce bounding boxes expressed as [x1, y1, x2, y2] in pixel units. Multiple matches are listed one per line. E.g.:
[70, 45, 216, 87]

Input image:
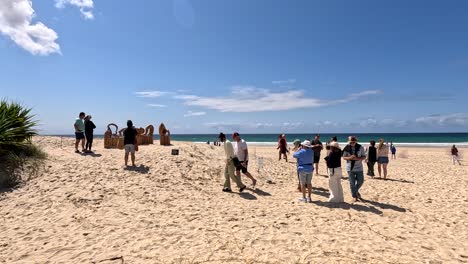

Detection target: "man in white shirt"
[219, 133, 246, 193]
[232, 132, 257, 188]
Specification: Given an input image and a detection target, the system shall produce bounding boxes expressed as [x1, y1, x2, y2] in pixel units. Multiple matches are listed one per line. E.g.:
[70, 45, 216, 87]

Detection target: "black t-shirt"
[123, 127, 137, 145]
[367, 146, 377, 162]
[84, 120, 96, 134]
[312, 139, 323, 155]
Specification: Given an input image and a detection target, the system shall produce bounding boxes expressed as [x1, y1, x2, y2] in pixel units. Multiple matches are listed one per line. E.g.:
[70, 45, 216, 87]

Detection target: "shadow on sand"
[80, 152, 102, 158]
[238, 192, 257, 200]
[124, 165, 150, 174]
[311, 186, 330, 198]
[312, 200, 384, 215]
[373, 177, 414, 184]
[251, 188, 272, 196]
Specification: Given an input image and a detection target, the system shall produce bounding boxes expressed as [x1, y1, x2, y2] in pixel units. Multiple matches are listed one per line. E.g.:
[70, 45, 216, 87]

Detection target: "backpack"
[325, 150, 342, 168]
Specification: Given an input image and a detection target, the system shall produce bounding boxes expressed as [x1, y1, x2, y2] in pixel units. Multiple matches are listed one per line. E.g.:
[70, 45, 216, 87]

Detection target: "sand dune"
[0, 136, 467, 263]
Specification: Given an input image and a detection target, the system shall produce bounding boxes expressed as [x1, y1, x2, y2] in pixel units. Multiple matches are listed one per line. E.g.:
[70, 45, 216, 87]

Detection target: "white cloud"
[136, 91, 169, 98]
[282, 122, 304, 130]
[0, 0, 60, 55]
[184, 111, 206, 117]
[174, 87, 381, 113]
[272, 79, 296, 85]
[55, 0, 94, 20]
[147, 104, 167, 108]
[415, 113, 468, 126]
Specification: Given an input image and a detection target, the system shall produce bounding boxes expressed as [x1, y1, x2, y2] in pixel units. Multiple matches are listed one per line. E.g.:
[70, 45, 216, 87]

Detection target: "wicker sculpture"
[118, 125, 154, 146]
[159, 123, 171, 146]
[104, 123, 124, 149]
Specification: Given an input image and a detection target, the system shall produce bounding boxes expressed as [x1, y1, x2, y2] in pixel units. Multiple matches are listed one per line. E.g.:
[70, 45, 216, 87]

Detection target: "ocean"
[53, 133, 468, 147]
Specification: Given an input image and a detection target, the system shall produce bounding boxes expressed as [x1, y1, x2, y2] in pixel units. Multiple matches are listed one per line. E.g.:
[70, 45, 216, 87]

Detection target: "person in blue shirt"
[293, 140, 314, 203]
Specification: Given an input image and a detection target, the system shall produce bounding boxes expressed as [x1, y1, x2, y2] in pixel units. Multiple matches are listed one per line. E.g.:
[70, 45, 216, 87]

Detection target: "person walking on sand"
[219, 133, 246, 193]
[366, 140, 377, 177]
[232, 132, 257, 188]
[74, 112, 86, 153]
[377, 139, 390, 179]
[451, 145, 462, 165]
[325, 141, 344, 203]
[277, 134, 288, 162]
[293, 140, 314, 203]
[343, 136, 366, 202]
[84, 115, 96, 153]
[311, 134, 323, 175]
[123, 120, 138, 167]
[391, 143, 397, 159]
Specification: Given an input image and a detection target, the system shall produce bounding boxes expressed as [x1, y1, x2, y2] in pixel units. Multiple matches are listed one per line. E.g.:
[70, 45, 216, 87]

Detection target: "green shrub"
[0, 100, 46, 188]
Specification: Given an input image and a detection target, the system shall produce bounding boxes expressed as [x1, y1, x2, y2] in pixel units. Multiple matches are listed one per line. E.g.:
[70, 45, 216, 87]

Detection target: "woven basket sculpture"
[104, 123, 124, 149]
[159, 123, 171, 146]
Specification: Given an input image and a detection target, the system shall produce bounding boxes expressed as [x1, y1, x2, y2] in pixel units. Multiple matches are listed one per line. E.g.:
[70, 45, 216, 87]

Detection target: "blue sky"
[1, 0, 467, 134]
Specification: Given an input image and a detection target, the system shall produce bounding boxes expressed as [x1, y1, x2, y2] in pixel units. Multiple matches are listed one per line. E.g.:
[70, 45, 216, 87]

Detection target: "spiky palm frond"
[0, 99, 38, 154]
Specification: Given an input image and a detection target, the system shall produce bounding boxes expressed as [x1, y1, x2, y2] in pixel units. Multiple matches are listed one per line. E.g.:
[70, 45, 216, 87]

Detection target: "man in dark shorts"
[74, 112, 86, 153]
[232, 132, 257, 188]
[311, 134, 323, 175]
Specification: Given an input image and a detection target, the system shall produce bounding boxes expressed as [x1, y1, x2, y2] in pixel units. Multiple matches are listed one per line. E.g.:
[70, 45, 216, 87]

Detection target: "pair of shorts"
[314, 154, 321, 164]
[235, 160, 249, 173]
[377, 157, 389, 164]
[298, 171, 312, 185]
[125, 144, 135, 154]
[75, 132, 85, 139]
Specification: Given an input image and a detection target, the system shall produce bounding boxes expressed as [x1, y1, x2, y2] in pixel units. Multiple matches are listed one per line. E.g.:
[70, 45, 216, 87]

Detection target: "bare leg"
[81, 139, 85, 151]
[278, 152, 281, 161]
[125, 152, 129, 166]
[243, 171, 256, 186]
[75, 139, 79, 151]
[301, 184, 306, 199]
[314, 163, 319, 175]
[131, 153, 136, 166]
[284, 154, 288, 162]
[383, 164, 388, 179]
[378, 163, 382, 178]
[307, 184, 312, 201]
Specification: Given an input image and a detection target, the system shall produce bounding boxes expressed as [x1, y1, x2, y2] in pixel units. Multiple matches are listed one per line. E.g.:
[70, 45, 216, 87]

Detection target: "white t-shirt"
[234, 139, 248, 161]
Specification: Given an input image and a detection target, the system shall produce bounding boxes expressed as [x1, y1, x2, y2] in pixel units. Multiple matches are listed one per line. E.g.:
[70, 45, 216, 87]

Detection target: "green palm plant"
[0, 99, 38, 154]
[0, 99, 45, 188]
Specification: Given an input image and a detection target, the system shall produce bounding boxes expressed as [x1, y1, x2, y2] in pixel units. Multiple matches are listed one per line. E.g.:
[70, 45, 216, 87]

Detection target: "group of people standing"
[291, 135, 395, 203]
[73, 112, 139, 167]
[73, 112, 96, 153]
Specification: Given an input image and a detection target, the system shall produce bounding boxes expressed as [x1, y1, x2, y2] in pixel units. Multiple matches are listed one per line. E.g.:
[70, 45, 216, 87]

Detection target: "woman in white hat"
[324, 141, 344, 203]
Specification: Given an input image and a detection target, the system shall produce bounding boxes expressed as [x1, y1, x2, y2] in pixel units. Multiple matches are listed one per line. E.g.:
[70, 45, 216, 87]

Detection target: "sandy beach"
[0, 136, 467, 263]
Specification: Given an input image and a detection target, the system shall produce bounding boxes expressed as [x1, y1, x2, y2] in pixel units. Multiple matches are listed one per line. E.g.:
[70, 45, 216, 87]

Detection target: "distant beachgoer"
[277, 134, 288, 162]
[325, 141, 344, 203]
[452, 145, 462, 165]
[377, 139, 390, 179]
[366, 140, 377, 177]
[123, 120, 138, 167]
[343, 136, 366, 202]
[292, 139, 303, 192]
[74, 112, 86, 153]
[391, 143, 397, 159]
[219, 133, 246, 193]
[293, 140, 314, 203]
[232, 132, 257, 188]
[311, 134, 323, 175]
[84, 115, 96, 153]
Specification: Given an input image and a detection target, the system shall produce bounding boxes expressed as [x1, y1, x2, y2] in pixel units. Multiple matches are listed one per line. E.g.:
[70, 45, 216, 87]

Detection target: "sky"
[1, 0, 468, 134]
